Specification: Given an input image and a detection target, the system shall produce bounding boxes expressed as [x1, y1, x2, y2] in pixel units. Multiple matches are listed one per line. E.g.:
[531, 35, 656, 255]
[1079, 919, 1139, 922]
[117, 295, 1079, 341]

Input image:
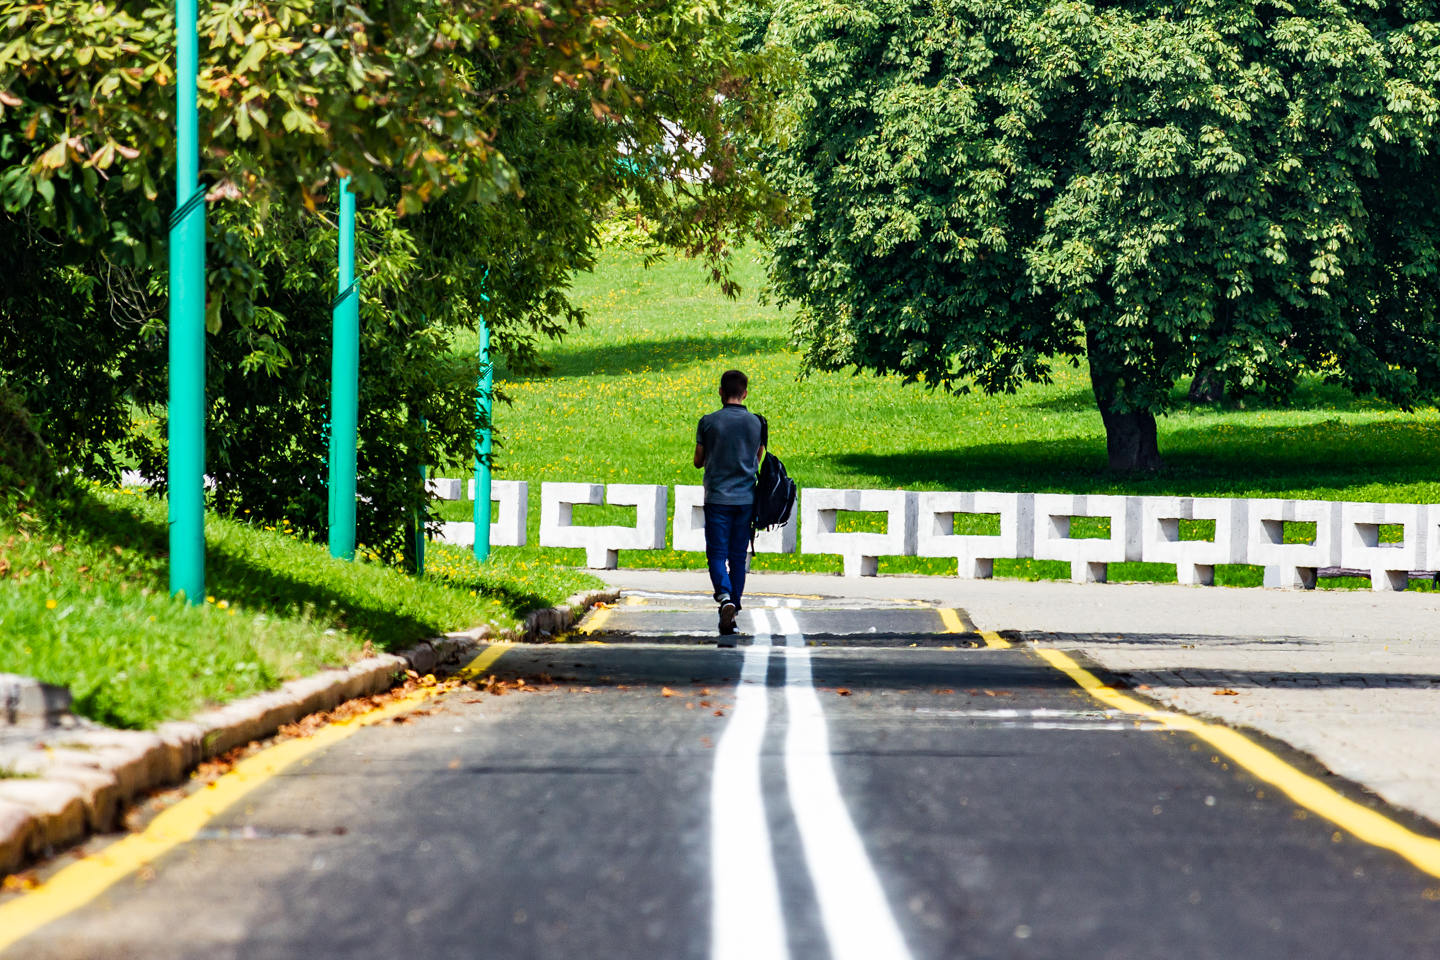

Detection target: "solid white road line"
[775, 607, 915, 960]
[711, 609, 789, 960]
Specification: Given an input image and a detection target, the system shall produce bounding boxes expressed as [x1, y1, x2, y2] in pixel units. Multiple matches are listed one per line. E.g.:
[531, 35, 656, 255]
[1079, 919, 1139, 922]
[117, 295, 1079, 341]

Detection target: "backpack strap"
[751, 413, 768, 555]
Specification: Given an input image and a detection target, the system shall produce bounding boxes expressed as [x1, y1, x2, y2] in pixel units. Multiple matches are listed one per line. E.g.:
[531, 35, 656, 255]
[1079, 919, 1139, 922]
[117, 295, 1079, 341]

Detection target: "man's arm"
[693, 443, 706, 469]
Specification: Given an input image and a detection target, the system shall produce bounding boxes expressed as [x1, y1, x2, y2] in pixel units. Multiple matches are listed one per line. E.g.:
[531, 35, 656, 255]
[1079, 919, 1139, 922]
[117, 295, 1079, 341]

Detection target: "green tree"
[766, 0, 1440, 471]
[0, 0, 784, 550]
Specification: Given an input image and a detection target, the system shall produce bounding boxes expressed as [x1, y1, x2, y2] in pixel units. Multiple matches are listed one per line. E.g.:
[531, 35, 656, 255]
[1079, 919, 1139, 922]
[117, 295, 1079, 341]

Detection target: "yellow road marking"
[979, 631, 1012, 649]
[937, 608, 1008, 647]
[454, 642, 511, 681]
[576, 608, 613, 635]
[1034, 646, 1440, 879]
[0, 645, 510, 951]
[936, 607, 969, 633]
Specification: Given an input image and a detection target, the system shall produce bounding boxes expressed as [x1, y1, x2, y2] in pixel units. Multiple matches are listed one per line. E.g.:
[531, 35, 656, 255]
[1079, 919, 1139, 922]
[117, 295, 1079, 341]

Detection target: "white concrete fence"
[423, 480, 1440, 591]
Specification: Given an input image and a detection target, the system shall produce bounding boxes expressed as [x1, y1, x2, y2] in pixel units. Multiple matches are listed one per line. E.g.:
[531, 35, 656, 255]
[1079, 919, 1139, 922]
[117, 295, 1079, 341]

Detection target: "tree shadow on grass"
[830, 419, 1440, 497]
[516, 333, 791, 380]
[1023, 375, 1405, 416]
[61, 492, 439, 652]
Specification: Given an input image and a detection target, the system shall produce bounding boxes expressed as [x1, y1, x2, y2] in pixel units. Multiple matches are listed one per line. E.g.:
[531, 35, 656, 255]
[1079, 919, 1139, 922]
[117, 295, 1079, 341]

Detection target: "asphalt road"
[7, 592, 1440, 959]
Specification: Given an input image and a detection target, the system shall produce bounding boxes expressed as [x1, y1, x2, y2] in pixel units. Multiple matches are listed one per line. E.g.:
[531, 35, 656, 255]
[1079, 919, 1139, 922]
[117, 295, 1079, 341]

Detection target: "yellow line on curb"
[454, 642, 510, 681]
[979, 631, 1012, 649]
[0, 645, 510, 952]
[936, 607, 968, 633]
[576, 608, 613, 635]
[1034, 646, 1440, 879]
[937, 608, 1008, 647]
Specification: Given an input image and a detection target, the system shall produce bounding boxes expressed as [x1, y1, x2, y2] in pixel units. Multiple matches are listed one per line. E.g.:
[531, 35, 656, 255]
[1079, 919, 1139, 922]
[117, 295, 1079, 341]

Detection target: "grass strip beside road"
[0, 485, 601, 729]
[1034, 645, 1440, 879]
[0, 645, 511, 951]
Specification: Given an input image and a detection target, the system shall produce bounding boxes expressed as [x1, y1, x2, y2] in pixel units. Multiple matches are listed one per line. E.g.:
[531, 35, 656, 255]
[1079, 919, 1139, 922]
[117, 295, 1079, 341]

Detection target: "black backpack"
[752, 415, 796, 536]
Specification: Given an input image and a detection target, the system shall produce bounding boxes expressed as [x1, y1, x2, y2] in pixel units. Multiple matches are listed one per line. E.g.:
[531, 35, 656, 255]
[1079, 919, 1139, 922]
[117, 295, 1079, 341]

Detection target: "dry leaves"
[1, 872, 38, 893]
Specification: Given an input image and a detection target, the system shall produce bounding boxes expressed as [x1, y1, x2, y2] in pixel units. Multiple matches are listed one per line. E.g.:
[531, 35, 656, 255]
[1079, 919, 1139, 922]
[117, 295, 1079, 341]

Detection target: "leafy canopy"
[767, 0, 1440, 459]
[0, 0, 786, 550]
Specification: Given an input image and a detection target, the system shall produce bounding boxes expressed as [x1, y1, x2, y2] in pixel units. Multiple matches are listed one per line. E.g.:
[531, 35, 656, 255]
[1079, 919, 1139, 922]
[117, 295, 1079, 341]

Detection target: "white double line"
[711, 607, 914, 960]
[710, 621, 787, 959]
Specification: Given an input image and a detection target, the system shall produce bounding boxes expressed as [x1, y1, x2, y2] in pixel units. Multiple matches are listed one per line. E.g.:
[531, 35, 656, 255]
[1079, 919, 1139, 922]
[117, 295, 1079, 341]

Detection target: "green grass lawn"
[0, 484, 601, 729]
[438, 247, 1440, 589]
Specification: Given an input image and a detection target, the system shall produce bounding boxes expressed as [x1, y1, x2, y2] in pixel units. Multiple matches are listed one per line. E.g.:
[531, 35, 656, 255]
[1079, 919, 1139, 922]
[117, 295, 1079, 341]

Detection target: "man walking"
[694, 369, 766, 645]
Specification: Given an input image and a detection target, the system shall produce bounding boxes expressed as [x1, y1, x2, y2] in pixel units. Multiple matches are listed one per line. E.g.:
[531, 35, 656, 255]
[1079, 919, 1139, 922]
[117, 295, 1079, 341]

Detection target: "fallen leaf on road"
[836, 688, 852, 697]
[1214, 689, 1239, 696]
[713, 709, 726, 717]
[447, 759, 461, 770]
[932, 688, 954, 695]
[661, 687, 677, 697]
[1, 872, 38, 892]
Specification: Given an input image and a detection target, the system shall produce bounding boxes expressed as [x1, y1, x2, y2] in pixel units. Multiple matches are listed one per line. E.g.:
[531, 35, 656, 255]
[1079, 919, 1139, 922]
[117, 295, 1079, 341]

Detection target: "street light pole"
[168, 0, 206, 603]
[328, 177, 359, 560]
[473, 291, 493, 562]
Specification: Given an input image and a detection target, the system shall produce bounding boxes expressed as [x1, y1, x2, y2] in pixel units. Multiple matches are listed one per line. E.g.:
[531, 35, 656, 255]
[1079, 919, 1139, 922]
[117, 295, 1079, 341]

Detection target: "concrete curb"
[0, 588, 618, 877]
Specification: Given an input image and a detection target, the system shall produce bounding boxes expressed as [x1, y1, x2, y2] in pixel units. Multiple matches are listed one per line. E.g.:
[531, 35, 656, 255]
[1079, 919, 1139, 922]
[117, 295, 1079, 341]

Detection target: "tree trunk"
[1187, 363, 1224, 404]
[1086, 328, 1164, 473]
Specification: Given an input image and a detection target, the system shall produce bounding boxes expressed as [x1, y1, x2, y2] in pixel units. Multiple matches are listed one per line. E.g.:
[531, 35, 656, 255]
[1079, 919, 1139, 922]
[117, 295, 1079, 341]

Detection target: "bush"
[0, 384, 56, 507]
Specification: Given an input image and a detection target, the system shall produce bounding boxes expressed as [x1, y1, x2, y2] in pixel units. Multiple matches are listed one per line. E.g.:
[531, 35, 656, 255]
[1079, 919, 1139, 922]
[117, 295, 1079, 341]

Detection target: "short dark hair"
[719, 369, 748, 400]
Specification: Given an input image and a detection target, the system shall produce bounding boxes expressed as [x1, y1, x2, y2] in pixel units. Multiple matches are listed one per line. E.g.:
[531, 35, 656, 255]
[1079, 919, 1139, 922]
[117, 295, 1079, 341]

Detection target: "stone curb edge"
[0, 588, 620, 878]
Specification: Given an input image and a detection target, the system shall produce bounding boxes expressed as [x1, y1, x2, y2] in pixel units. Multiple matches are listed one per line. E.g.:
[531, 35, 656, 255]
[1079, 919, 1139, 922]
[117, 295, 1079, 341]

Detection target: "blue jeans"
[703, 502, 753, 609]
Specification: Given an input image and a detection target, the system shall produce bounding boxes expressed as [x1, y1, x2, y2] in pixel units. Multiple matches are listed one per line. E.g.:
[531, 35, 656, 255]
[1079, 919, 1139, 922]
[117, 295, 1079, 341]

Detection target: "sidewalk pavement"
[596, 569, 1440, 829]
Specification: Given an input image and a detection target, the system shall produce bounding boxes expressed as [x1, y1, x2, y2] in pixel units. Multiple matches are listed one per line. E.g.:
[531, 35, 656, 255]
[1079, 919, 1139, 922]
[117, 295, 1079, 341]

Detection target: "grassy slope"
[1, 485, 601, 729]
[441, 248, 1440, 588]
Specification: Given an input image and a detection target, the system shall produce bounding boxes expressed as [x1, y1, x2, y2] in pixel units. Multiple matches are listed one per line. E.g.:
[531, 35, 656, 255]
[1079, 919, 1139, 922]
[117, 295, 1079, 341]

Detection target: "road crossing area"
[3, 591, 1440, 959]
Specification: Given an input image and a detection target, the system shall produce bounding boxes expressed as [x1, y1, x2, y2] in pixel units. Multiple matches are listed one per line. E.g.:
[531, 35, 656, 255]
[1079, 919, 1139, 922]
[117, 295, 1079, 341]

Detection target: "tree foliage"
[767, 0, 1440, 470]
[0, 0, 785, 552]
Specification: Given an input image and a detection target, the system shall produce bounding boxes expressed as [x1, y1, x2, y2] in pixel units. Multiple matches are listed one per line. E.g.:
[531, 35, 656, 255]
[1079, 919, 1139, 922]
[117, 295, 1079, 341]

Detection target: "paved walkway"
[597, 569, 1440, 828]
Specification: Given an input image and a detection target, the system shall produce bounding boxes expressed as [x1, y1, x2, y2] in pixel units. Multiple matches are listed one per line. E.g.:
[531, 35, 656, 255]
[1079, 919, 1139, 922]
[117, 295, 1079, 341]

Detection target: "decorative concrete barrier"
[426, 478, 463, 501]
[915, 491, 1034, 578]
[801, 489, 918, 577]
[1336, 501, 1430, 592]
[1428, 506, 1440, 578]
[1033, 494, 1142, 583]
[431, 480, 529, 549]
[1245, 499, 1342, 590]
[539, 482, 667, 569]
[672, 485, 797, 554]
[1140, 497, 1249, 586]
[166, 465, 1440, 590]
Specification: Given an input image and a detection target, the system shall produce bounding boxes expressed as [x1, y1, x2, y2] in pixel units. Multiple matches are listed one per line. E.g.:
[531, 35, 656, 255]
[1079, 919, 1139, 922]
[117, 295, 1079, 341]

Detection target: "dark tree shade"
[767, 0, 1440, 471]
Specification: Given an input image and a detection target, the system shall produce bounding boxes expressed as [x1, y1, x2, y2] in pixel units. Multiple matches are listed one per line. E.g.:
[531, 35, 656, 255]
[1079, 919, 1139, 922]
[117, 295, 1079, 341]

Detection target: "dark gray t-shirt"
[696, 404, 767, 505]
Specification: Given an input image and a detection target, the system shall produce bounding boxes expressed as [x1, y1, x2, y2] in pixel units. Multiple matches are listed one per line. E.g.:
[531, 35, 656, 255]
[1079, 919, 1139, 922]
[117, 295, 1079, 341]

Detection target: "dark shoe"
[719, 599, 737, 635]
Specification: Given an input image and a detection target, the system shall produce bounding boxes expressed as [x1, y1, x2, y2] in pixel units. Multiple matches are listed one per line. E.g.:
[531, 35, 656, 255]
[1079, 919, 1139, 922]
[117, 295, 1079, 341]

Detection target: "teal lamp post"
[473, 280, 492, 562]
[168, 0, 206, 602]
[328, 178, 359, 560]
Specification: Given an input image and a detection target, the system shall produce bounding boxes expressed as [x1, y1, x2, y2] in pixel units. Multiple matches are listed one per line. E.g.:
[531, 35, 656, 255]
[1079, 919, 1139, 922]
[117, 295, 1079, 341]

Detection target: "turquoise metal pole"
[415, 416, 427, 577]
[473, 310, 492, 562]
[328, 178, 359, 560]
[168, 0, 206, 603]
